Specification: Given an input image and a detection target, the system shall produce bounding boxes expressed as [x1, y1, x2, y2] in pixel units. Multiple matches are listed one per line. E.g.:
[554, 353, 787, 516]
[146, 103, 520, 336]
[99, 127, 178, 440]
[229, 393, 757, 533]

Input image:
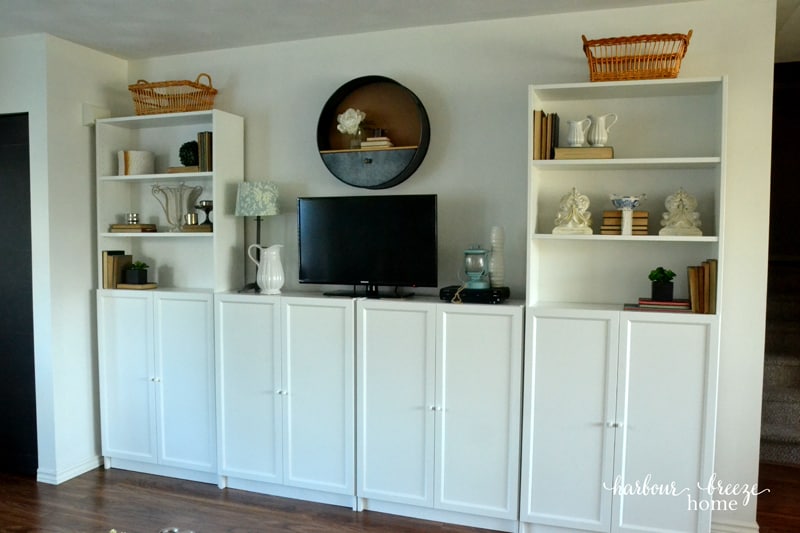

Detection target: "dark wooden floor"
[757, 462, 800, 533]
[0, 462, 796, 532]
[0, 467, 498, 532]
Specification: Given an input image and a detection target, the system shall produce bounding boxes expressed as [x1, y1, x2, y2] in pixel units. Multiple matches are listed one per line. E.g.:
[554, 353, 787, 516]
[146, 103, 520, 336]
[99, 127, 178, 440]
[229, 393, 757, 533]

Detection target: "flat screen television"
[297, 194, 437, 297]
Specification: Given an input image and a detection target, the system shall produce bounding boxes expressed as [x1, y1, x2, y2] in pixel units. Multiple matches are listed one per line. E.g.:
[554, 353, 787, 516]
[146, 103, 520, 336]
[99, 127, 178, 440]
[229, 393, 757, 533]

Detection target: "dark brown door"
[0, 113, 36, 475]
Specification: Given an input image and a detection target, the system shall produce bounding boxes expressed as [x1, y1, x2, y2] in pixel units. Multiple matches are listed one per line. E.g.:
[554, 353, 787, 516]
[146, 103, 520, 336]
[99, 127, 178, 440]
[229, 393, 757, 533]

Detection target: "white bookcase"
[521, 77, 726, 533]
[96, 109, 243, 484]
[527, 77, 726, 305]
[95, 110, 244, 291]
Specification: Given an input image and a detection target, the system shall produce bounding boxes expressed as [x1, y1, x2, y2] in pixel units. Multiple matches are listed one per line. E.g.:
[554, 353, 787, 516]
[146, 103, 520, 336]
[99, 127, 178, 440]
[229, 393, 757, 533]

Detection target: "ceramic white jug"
[587, 113, 618, 147]
[566, 118, 592, 147]
[248, 244, 284, 294]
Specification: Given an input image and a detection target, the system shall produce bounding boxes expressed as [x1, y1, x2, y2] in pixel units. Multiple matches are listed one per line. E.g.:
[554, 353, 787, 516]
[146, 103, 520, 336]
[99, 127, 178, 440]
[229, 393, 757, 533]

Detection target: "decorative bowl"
[609, 193, 646, 210]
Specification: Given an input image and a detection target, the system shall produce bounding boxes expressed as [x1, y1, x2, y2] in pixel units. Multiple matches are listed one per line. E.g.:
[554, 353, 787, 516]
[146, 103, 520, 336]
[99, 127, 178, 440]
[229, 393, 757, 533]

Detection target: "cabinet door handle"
[362, 157, 373, 165]
[606, 421, 621, 428]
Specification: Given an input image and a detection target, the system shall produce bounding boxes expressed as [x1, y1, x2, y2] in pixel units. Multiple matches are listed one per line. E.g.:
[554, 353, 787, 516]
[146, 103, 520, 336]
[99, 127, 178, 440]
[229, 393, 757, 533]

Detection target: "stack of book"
[198, 131, 213, 171]
[181, 224, 212, 233]
[108, 223, 157, 233]
[600, 210, 648, 235]
[167, 165, 199, 173]
[624, 298, 692, 313]
[101, 250, 131, 289]
[360, 136, 394, 149]
[532, 109, 559, 160]
[553, 146, 614, 160]
[687, 259, 718, 314]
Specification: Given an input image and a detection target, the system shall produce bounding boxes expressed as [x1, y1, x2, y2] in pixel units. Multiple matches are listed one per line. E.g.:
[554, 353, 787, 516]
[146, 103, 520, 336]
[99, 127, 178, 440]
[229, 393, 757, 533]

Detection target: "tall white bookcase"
[521, 77, 726, 533]
[96, 110, 243, 483]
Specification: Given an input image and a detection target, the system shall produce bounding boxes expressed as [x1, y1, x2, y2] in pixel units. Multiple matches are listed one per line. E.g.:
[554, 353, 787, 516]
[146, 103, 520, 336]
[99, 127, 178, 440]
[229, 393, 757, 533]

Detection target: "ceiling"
[0, 0, 797, 62]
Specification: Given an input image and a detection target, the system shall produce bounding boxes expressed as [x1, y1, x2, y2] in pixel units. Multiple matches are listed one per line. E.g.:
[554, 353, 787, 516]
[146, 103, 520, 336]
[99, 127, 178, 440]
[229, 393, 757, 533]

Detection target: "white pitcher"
[587, 113, 618, 147]
[566, 118, 591, 147]
[248, 244, 284, 294]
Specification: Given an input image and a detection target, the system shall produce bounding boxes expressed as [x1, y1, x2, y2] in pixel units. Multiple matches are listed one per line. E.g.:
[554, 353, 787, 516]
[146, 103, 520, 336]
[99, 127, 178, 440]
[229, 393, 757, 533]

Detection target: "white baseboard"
[37, 455, 103, 485]
[711, 518, 760, 533]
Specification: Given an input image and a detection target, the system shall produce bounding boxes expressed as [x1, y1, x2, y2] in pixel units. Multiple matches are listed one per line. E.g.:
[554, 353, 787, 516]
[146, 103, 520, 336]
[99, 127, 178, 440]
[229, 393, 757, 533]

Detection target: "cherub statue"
[659, 188, 702, 236]
[553, 187, 593, 235]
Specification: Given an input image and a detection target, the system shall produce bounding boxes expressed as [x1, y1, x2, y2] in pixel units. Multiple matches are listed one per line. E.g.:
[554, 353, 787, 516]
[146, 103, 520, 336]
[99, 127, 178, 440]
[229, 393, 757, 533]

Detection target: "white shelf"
[99, 172, 213, 182]
[532, 156, 720, 170]
[527, 77, 727, 307]
[99, 110, 215, 129]
[96, 109, 244, 292]
[100, 232, 213, 238]
[531, 76, 724, 102]
[532, 234, 718, 242]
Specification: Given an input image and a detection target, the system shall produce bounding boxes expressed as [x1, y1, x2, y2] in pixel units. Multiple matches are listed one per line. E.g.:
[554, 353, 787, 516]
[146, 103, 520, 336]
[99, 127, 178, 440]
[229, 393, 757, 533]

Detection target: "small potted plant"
[125, 261, 150, 285]
[648, 266, 676, 301]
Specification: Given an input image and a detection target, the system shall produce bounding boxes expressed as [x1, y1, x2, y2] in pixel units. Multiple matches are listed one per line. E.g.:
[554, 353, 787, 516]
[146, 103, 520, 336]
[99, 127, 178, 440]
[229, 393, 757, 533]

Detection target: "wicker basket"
[582, 30, 692, 82]
[129, 73, 217, 115]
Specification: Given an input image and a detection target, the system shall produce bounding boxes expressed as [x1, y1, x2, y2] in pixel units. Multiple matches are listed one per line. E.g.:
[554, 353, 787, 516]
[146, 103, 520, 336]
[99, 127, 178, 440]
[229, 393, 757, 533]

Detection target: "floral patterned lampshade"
[235, 181, 279, 217]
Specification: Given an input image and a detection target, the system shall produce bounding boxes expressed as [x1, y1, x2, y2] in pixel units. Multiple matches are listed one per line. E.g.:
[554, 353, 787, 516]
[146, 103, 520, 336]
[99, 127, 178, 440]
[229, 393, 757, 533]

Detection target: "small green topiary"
[179, 140, 199, 166]
[648, 266, 676, 283]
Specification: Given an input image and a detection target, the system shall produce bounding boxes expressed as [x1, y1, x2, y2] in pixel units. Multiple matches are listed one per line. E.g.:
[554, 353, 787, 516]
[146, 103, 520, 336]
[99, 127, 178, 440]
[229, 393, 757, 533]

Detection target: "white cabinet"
[95, 110, 243, 291]
[527, 78, 726, 306]
[520, 306, 719, 533]
[215, 294, 282, 484]
[357, 300, 436, 506]
[97, 289, 216, 482]
[357, 299, 523, 531]
[215, 293, 355, 506]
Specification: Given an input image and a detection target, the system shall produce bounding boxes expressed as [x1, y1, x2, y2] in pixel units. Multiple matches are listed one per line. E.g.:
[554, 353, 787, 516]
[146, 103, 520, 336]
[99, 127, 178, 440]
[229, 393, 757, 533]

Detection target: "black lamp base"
[240, 215, 264, 294]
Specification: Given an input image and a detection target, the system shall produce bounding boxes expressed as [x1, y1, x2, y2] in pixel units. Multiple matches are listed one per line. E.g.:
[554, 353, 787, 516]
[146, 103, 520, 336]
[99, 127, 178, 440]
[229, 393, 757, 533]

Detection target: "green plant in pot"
[648, 266, 676, 301]
[125, 261, 150, 285]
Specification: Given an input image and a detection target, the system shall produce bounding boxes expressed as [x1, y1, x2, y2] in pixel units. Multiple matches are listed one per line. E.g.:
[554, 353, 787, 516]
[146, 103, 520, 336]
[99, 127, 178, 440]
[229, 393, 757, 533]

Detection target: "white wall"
[0, 33, 128, 483]
[43, 36, 129, 482]
[129, 1, 774, 530]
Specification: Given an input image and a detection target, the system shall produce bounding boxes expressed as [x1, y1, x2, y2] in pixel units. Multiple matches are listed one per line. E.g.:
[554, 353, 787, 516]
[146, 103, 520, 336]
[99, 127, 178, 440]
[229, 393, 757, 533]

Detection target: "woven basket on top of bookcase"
[582, 30, 692, 82]
[128, 73, 217, 115]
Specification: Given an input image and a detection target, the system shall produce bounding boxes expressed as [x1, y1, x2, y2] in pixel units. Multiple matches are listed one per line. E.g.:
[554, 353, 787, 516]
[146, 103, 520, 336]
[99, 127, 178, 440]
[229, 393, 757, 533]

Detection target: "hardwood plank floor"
[1, 462, 796, 532]
[0, 467, 501, 533]
[757, 462, 800, 533]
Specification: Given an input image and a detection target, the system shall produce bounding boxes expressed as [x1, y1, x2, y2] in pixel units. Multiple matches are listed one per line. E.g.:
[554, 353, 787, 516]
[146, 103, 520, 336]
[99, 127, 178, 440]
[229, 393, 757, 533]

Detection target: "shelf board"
[532, 157, 720, 170]
[531, 77, 724, 102]
[97, 110, 214, 129]
[532, 234, 718, 243]
[99, 171, 213, 182]
[100, 232, 213, 238]
[319, 146, 418, 154]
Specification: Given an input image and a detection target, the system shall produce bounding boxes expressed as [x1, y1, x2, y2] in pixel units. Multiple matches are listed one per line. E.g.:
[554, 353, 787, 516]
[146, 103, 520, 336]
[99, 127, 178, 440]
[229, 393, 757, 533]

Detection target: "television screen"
[298, 194, 437, 296]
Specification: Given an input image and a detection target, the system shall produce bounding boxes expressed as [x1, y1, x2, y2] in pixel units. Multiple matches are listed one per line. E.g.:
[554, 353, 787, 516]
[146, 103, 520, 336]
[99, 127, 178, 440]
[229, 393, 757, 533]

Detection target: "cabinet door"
[521, 307, 619, 531]
[282, 297, 355, 495]
[154, 291, 216, 472]
[98, 291, 157, 463]
[357, 300, 436, 506]
[215, 295, 282, 483]
[614, 313, 719, 533]
[435, 304, 523, 519]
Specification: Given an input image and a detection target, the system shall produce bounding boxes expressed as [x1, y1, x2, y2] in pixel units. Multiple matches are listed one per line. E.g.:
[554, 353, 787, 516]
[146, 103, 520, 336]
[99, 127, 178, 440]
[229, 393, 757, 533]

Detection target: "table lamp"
[235, 181, 280, 292]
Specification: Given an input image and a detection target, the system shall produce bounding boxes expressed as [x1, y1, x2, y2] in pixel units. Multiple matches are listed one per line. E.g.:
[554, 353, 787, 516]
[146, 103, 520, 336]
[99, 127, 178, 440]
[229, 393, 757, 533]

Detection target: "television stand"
[323, 285, 415, 299]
